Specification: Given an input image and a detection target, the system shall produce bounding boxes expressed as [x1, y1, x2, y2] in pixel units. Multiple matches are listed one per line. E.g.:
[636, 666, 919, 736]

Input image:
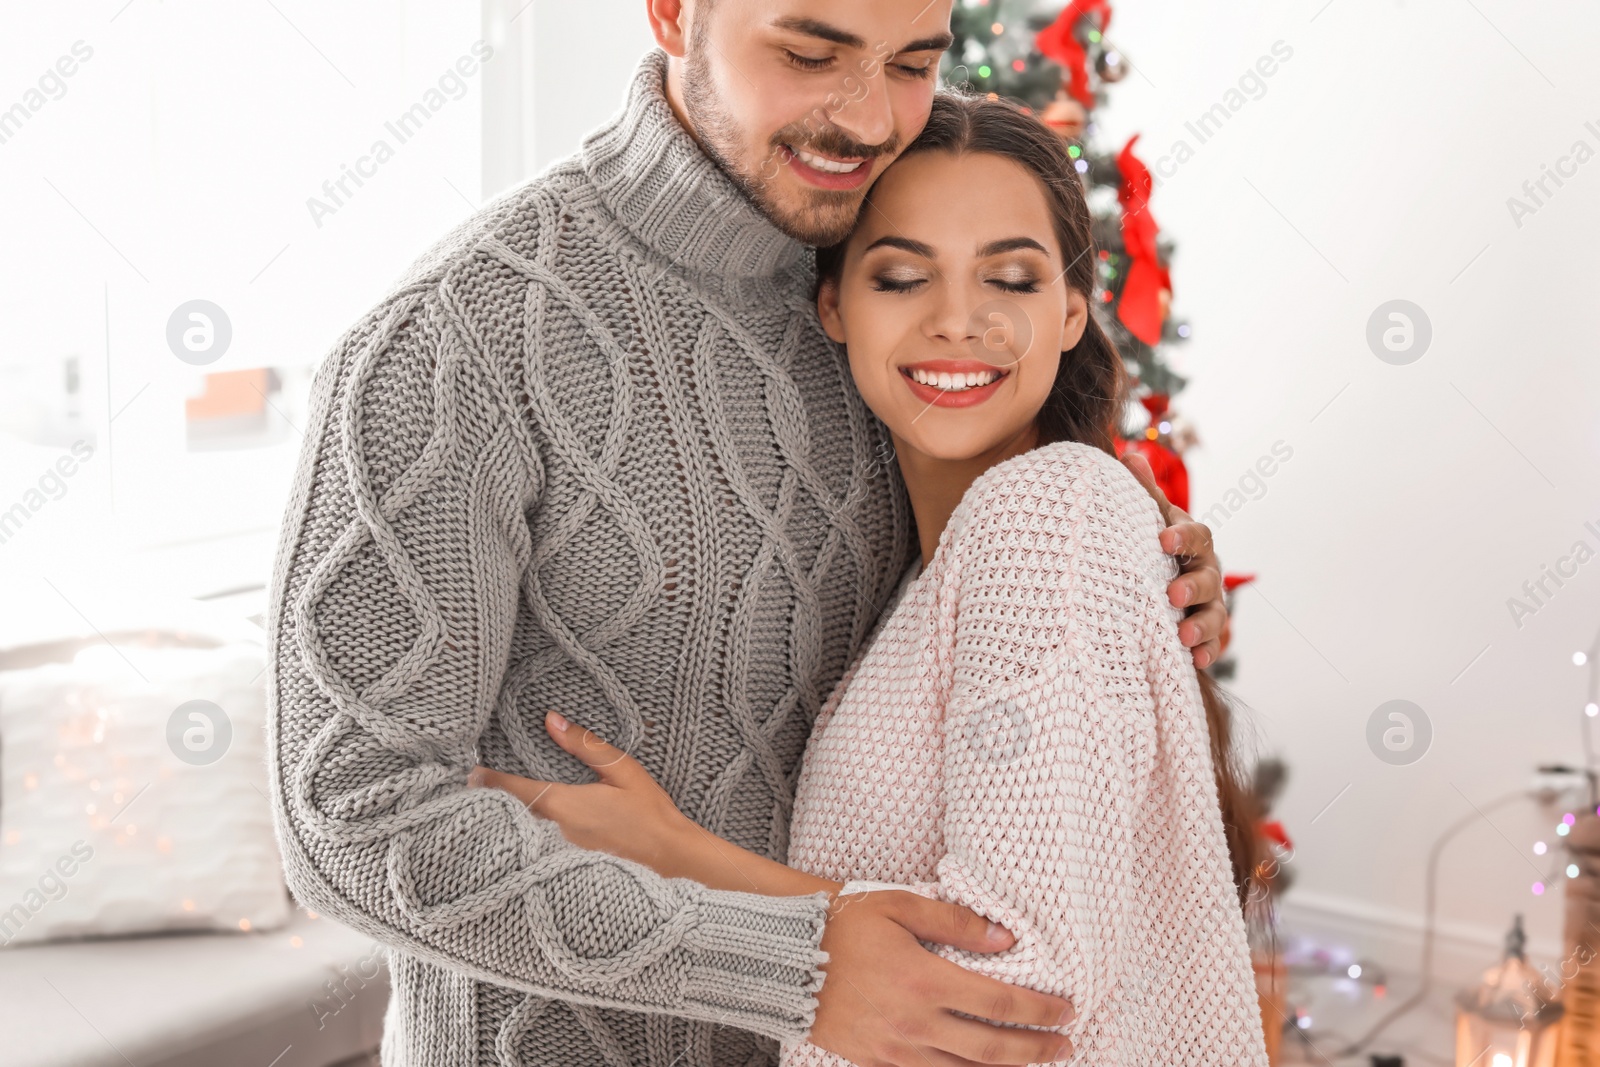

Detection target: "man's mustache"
[769, 125, 900, 162]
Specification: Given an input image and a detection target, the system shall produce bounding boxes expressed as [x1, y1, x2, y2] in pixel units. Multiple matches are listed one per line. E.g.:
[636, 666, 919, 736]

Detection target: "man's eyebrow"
[770, 19, 956, 56]
[895, 33, 956, 54]
[979, 237, 1050, 256]
[772, 17, 865, 50]
[863, 235, 936, 257]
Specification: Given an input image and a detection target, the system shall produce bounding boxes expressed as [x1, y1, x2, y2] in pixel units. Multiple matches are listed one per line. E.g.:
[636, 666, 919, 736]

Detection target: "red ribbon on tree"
[1113, 402, 1189, 513]
[1114, 134, 1172, 347]
[1035, 0, 1112, 109]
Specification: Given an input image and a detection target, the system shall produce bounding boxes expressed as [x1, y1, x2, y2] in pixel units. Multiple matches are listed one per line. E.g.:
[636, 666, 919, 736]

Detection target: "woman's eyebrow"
[863, 235, 936, 257]
[978, 237, 1050, 256]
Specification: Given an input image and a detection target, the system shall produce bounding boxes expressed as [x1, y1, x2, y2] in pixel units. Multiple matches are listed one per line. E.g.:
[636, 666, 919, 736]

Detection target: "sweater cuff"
[839, 878, 940, 900]
[679, 888, 833, 1041]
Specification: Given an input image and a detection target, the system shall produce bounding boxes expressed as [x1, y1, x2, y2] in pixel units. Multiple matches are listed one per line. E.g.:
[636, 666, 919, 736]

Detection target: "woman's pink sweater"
[781, 441, 1268, 1066]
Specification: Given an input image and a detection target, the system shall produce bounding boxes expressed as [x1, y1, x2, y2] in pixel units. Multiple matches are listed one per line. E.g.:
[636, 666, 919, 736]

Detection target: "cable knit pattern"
[265, 49, 913, 1067]
[781, 442, 1268, 1067]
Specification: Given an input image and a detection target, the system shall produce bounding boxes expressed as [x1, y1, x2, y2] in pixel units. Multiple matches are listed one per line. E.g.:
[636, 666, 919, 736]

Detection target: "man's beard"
[681, 32, 897, 248]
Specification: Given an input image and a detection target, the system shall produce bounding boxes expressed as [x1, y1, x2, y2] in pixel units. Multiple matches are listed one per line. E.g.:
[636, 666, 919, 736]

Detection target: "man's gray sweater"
[265, 47, 915, 1067]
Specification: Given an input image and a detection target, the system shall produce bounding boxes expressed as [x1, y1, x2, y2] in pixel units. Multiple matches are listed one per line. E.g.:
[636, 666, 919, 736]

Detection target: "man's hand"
[1121, 452, 1228, 669]
[808, 889, 1075, 1066]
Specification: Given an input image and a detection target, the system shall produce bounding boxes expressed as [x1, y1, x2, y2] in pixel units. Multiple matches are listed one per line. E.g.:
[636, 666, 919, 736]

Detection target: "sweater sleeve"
[838, 446, 1266, 1064]
[265, 283, 832, 1042]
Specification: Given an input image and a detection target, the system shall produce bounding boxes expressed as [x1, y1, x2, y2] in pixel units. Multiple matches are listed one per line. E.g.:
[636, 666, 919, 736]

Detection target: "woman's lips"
[899, 361, 1010, 409]
[779, 144, 876, 191]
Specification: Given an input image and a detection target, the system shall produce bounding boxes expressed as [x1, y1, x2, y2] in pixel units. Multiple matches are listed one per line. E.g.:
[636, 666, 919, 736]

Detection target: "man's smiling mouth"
[786, 146, 866, 174]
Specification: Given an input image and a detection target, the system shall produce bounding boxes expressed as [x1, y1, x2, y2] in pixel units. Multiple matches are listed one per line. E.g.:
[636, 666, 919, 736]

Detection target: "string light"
[1577, 651, 1589, 666]
[1533, 881, 1546, 895]
[1569, 864, 1581, 878]
[1534, 841, 1548, 854]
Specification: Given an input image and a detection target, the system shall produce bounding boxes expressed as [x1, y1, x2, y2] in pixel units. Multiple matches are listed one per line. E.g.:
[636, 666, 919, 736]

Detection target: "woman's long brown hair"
[816, 91, 1265, 915]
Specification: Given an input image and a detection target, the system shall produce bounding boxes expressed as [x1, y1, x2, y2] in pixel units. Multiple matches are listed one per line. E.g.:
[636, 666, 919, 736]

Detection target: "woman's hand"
[470, 712, 847, 899]
[468, 712, 695, 877]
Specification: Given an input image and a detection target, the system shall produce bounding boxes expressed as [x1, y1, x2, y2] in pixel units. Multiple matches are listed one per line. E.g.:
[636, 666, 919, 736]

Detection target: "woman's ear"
[646, 0, 690, 57]
[1061, 287, 1090, 350]
[817, 277, 847, 343]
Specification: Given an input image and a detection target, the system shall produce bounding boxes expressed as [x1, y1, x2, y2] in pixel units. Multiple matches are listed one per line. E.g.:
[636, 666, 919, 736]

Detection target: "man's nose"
[826, 70, 896, 151]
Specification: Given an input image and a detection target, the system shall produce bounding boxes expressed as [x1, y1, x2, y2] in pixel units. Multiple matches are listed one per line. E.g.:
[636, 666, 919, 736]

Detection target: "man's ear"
[817, 277, 847, 343]
[1061, 287, 1090, 350]
[645, 0, 690, 57]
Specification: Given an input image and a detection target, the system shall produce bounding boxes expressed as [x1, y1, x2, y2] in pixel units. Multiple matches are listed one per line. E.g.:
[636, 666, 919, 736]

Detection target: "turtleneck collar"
[580, 49, 810, 283]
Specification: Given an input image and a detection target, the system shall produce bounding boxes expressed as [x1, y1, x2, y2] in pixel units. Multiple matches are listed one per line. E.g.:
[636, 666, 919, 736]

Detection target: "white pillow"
[0, 638, 290, 946]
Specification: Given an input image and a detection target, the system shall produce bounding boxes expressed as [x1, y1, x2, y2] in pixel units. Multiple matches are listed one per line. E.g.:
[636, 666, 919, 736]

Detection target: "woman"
[473, 92, 1268, 1065]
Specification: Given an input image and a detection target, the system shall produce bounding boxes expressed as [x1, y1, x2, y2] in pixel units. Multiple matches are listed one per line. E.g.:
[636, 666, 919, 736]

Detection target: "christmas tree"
[943, 0, 1193, 489]
[943, 0, 1267, 680]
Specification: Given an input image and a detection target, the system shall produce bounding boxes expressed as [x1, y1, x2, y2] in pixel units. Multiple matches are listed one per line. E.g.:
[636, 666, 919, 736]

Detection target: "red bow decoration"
[1114, 134, 1172, 347]
[1035, 0, 1112, 109]
[1139, 393, 1170, 421]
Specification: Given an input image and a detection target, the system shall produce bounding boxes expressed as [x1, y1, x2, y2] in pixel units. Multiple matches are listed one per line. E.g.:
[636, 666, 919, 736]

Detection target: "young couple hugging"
[264, 1, 1270, 1065]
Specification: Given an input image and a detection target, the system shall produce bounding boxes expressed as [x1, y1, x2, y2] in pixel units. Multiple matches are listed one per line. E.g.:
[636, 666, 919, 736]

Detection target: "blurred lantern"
[1454, 915, 1563, 1067]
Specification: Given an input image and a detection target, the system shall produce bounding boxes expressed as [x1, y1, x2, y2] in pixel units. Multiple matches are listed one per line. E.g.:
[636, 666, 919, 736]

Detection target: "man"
[264, 1, 1228, 1065]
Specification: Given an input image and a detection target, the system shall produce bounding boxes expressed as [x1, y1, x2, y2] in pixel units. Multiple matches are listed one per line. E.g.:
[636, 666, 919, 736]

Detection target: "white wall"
[1090, 0, 1600, 975]
[522, 0, 657, 175]
[0, 1, 483, 609]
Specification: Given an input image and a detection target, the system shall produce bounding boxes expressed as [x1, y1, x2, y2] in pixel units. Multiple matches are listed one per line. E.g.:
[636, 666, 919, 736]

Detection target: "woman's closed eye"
[985, 272, 1041, 294]
[982, 261, 1045, 294]
[870, 270, 932, 293]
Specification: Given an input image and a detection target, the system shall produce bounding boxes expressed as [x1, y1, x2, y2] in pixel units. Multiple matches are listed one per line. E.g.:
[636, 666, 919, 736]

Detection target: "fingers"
[1168, 559, 1221, 611]
[1120, 452, 1167, 509]
[890, 896, 1077, 1034]
[1190, 636, 1223, 671]
[544, 711, 635, 777]
[1178, 601, 1228, 652]
[933, 1010, 1076, 1066]
[916, 952, 1077, 1035]
[467, 766, 561, 816]
[1158, 517, 1213, 564]
[891, 894, 1015, 953]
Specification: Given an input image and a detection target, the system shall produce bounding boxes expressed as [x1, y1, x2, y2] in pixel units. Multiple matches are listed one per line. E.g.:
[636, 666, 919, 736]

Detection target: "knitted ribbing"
[781, 442, 1269, 1067]
[264, 48, 913, 1067]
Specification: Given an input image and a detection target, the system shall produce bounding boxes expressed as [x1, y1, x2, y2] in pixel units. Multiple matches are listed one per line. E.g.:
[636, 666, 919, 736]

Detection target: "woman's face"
[818, 149, 1089, 466]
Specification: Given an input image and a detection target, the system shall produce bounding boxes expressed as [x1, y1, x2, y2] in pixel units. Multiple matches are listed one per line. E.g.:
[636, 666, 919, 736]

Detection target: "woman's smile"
[899, 358, 1011, 407]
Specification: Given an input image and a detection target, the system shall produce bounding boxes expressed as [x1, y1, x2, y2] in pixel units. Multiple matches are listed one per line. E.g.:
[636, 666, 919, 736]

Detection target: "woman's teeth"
[906, 368, 1003, 391]
[790, 147, 864, 174]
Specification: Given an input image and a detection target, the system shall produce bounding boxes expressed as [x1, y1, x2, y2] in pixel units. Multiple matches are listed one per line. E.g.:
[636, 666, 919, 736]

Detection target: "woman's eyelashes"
[866, 269, 1043, 295]
[987, 274, 1041, 294]
[870, 272, 930, 293]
